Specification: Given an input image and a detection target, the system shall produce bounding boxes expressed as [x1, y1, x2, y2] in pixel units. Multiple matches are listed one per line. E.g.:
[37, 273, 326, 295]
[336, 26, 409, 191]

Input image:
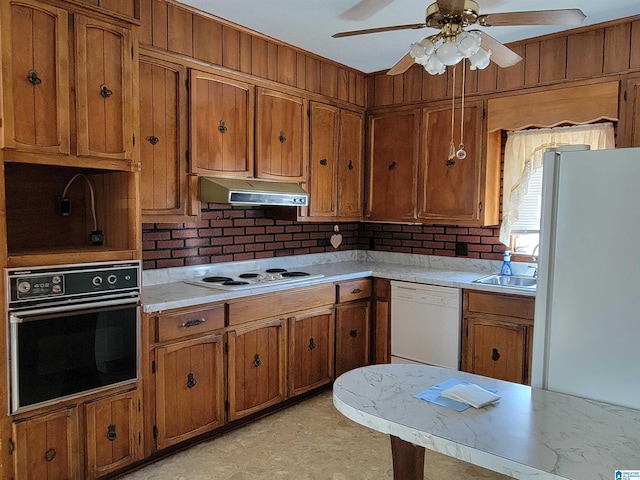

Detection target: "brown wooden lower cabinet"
[288, 307, 335, 396]
[85, 388, 142, 478]
[13, 406, 80, 480]
[227, 317, 287, 421]
[461, 290, 535, 385]
[372, 278, 391, 364]
[154, 333, 225, 449]
[335, 300, 371, 377]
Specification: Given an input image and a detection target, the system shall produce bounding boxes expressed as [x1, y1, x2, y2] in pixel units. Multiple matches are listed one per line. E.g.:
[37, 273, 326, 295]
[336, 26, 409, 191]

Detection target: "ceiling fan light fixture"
[456, 31, 481, 58]
[424, 54, 446, 75]
[435, 41, 462, 66]
[469, 46, 491, 70]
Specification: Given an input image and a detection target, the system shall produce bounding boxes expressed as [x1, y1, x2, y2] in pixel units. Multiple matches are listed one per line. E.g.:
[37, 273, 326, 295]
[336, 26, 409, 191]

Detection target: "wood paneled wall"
[368, 16, 640, 108]
[138, 0, 366, 107]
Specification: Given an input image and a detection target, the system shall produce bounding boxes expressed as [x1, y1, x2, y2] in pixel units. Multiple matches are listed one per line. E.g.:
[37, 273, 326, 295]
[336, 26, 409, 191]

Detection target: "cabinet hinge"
[138, 432, 142, 445]
[482, 108, 486, 119]
[153, 425, 158, 439]
[185, 78, 190, 90]
[132, 134, 135, 146]
[7, 438, 14, 455]
[186, 150, 190, 166]
[624, 90, 628, 102]
[478, 202, 483, 212]
[224, 400, 229, 413]
[151, 360, 156, 374]
[224, 342, 229, 354]
[138, 399, 141, 412]
[131, 46, 134, 59]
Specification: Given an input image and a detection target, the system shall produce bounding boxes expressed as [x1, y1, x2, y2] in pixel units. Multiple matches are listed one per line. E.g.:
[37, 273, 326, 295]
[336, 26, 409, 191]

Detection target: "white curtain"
[499, 122, 615, 246]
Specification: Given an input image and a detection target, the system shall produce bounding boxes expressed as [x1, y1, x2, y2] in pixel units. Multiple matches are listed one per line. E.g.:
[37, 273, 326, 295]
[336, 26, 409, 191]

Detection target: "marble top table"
[333, 364, 640, 480]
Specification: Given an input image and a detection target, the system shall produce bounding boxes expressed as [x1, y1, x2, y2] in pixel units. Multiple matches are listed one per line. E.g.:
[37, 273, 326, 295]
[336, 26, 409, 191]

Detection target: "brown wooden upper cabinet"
[189, 70, 254, 177]
[0, 0, 135, 163]
[366, 109, 420, 221]
[307, 102, 363, 220]
[74, 15, 134, 160]
[418, 100, 488, 226]
[1, 0, 70, 154]
[255, 87, 307, 182]
[139, 53, 196, 221]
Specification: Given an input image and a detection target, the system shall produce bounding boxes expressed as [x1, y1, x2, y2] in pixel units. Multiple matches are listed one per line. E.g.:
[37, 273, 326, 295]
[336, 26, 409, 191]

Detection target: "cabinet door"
[308, 102, 338, 217]
[0, 0, 69, 153]
[155, 333, 225, 450]
[622, 75, 640, 148]
[418, 101, 483, 224]
[13, 406, 80, 480]
[373, 279, 391, 365]
[463, 318, 528, 384]
[335, 301, 370, 377]
[338, 109, 364, 219]
[75, 15, 133, 160]
[139, 54, 194, 220]
[189, 70, 254, 176]
[288, 307, 335, 397]
[366, 110, 420, 221]
[227, 318, 286, 421]
[85, 389, 141, 479]
[256, 88, 307, 181]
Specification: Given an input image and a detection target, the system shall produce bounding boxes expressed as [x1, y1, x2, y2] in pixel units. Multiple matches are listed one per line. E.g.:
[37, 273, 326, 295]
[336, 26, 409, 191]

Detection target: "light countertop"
[333, 364, 640, 480]
[142, 251, 535, 313]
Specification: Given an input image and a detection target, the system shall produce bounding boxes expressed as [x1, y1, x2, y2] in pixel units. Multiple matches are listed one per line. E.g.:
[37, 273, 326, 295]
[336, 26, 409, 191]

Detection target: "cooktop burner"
[187, 268, 324, 291]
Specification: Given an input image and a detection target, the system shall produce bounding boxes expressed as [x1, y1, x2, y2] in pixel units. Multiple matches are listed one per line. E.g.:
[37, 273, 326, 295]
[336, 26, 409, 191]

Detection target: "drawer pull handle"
[254, 353, 262, 367]
[278, 131, 286, 143]
[309, 338, 316, 351]
[187, 372, 197, 388]
[182, 319, 205, 328]
[107, 424, 117, 441]
[44, 448, 56, 462]
[27, 70, 42, 85]
[491, 348, 500, 361]
[100, 84, 113, 98]
[350, 329, 358, 337]
[351, 288, 362, 294]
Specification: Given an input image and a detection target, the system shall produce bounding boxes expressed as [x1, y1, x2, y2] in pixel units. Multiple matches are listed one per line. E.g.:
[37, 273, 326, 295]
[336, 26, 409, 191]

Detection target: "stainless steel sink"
[473, 274, 537, 289]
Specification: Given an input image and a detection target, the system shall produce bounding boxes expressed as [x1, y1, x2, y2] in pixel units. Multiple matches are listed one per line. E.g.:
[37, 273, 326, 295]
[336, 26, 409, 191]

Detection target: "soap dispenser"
[500, 251, 513, 276]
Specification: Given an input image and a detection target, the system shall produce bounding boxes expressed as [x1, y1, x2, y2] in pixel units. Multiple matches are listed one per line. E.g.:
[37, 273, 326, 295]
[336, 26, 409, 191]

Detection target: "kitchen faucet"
[531, 244, 540, 261]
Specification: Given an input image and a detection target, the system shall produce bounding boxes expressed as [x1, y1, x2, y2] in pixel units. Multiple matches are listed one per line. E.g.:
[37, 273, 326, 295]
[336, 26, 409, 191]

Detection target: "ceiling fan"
[333, 0, 586, 75]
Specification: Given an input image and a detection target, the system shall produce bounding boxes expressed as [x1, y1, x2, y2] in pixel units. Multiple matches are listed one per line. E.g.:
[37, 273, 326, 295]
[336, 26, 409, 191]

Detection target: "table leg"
[390, 435, 425, 480]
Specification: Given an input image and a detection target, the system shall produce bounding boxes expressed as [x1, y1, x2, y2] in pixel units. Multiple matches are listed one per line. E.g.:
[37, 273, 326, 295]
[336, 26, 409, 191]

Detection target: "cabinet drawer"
[227, 283, 335, 326]
[465, 291, 534, 320]
[156, 304, 225, 342]
[336, 278, 372, 303]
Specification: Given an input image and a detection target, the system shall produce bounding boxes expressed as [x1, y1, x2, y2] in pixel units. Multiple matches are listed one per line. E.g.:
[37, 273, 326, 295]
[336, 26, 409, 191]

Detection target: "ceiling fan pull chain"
[457, 59, 467, 160]
[447, 64, 456, 166]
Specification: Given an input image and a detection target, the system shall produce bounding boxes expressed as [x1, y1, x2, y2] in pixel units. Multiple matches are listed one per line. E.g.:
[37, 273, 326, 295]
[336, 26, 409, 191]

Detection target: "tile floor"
[117, 390, 511, 480]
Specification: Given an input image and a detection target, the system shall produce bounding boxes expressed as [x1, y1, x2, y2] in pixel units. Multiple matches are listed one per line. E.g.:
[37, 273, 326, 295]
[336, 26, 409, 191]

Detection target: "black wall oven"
[6, 261, 141, 414]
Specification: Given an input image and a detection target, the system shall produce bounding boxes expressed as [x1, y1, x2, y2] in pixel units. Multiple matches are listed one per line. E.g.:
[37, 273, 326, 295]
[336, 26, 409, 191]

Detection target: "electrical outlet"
[89, 230, 104, 246]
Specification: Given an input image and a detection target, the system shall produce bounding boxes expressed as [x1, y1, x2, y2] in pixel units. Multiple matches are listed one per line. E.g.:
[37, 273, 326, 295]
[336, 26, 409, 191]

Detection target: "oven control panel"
[6, 261, 141, 307]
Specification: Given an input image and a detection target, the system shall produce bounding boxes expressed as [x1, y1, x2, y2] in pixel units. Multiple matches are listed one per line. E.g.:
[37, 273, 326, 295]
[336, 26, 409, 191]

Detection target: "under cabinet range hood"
[200, 177, 309, 207]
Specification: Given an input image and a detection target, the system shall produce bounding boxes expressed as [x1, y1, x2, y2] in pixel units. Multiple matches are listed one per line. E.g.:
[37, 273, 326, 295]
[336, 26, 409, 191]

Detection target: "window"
[500, 123, 615, 256]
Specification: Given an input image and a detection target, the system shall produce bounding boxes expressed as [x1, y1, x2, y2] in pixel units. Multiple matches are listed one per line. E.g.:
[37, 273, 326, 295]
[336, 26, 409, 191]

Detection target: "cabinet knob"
[44, 448, 57, 462]
[148, 136, 159, 145]
[348, 160, 354, 170]
[278, 131, 286, 143]
[27, 70, 42, 85]
[100, 84, 113, 98]
[107, 424, 117, 441]
[253, 353, 262, 367]
[388, 161, 396, 170]
[187, 372, 197, 388]
[319, 158, 328, 166]
[350, 329, 358, 337]
[309, 337, 316, 351]
[218, 120, 228, 133]
[491, 348, 500, 361]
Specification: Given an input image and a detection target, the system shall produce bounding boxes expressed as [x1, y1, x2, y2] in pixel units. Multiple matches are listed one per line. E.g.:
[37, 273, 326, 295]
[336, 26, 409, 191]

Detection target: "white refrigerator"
[531, 145, 640, 410]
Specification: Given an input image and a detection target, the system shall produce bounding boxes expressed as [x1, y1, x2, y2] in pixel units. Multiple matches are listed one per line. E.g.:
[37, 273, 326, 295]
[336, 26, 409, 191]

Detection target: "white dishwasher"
[390, 281, 461, 369]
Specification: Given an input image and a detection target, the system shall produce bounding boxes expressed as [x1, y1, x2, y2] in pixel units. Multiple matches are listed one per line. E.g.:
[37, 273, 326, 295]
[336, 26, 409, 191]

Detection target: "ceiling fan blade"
[386, 52, 415, 76]
[436, 0, 466, 16]
[339, 0, 396, 21]
[473, 30, 523, 68]
[332, 23, 427, 38]
[478, 9, 586, 27]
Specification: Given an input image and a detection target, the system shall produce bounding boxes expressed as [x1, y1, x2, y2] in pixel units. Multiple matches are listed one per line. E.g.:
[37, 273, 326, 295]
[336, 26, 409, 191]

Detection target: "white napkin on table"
[440, 383, 501, 409]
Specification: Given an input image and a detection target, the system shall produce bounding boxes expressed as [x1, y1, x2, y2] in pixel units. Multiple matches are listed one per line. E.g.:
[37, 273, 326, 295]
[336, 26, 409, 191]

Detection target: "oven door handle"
[9, 297, 140, 323]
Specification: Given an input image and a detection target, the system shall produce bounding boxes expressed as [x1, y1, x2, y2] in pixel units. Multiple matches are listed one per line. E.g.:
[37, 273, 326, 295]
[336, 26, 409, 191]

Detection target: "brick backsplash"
[142, 204, 504, 269]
